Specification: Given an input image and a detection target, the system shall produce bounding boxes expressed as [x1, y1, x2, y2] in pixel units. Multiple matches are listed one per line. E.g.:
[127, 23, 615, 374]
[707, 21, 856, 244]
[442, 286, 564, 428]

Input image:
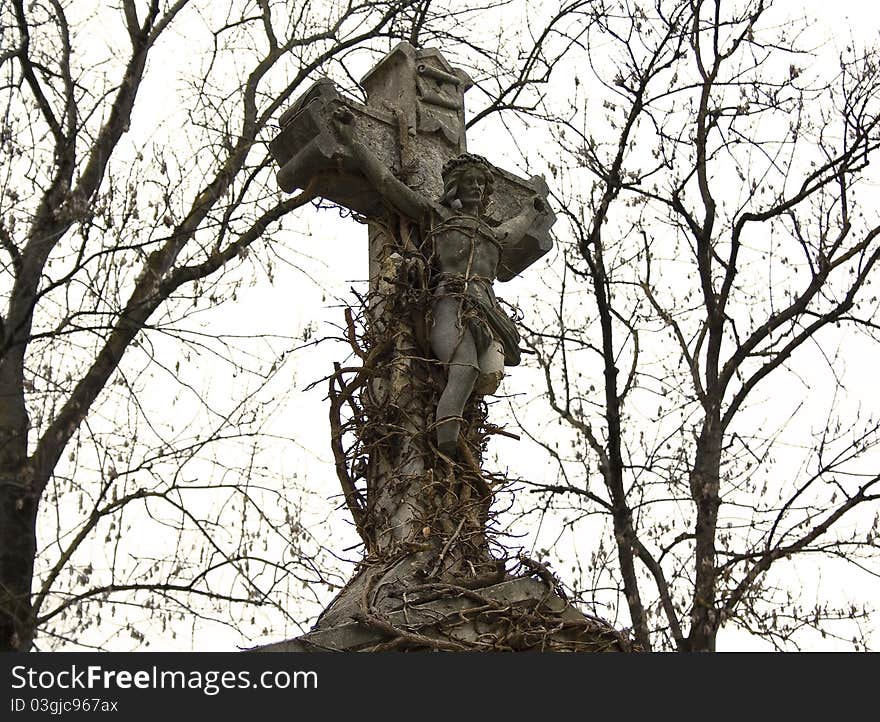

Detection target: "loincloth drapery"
[436, 273, 521, 366]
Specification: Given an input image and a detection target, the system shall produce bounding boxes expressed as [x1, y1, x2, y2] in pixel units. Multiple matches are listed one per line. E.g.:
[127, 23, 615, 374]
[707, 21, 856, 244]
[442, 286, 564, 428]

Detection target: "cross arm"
[332, 107, 433, 223]
[269, 78, 409, 218]
[489, 173, 555, 281]
[495, 194, 550, 251]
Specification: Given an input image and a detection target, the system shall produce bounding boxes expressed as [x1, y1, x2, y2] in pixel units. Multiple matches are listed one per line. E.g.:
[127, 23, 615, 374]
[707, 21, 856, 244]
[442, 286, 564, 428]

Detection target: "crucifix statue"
[271, 42, 553, 453]
[331, 108, 549, 455]
[257, 44, 632, 653]
[269, 43, 555, 623]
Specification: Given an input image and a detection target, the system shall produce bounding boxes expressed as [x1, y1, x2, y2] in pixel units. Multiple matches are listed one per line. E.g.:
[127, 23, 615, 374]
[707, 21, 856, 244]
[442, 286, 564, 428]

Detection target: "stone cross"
[269, 42, 555, 285]
[269, 43, 555, 592]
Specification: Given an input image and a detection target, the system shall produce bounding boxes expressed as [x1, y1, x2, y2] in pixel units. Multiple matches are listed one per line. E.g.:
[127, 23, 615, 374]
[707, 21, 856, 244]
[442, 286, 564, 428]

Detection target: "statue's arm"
[495, 195, 549, 246]
[332, 106, 433, 221]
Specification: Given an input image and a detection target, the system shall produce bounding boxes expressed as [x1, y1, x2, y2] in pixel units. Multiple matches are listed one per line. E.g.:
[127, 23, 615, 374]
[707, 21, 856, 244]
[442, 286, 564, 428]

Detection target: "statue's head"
[440, 153, 494, 213]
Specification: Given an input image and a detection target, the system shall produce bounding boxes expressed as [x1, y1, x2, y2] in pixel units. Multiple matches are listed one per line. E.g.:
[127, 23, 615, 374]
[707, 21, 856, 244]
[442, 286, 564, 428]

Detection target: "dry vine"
[315, 217, 633, 651]
[326, 219, 503, 577]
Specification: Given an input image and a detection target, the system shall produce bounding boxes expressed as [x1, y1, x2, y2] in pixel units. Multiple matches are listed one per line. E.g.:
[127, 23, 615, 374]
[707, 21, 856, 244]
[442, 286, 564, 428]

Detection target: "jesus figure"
[332, 106, 548, 457]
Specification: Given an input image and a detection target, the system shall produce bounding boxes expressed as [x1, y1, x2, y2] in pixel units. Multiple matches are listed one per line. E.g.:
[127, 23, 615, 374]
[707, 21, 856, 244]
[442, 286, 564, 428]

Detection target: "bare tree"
[0, 0, 592, 651]
[517, 0, 880, 651]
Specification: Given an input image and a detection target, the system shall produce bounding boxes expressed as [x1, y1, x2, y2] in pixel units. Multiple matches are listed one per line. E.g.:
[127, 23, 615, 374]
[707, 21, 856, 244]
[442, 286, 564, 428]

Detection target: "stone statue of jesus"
[332, 106, 548, 457]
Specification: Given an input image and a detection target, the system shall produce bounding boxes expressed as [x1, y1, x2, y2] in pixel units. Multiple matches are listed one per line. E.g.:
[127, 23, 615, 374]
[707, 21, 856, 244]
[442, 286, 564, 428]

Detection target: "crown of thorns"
[441, 153, 493, 179]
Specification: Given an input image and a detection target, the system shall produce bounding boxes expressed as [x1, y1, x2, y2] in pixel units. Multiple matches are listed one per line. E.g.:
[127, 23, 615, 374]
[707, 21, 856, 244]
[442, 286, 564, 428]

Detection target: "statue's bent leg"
[474, 339, 504, 395]
[431, 297, 479, 456]
[435, 343, 479, 455]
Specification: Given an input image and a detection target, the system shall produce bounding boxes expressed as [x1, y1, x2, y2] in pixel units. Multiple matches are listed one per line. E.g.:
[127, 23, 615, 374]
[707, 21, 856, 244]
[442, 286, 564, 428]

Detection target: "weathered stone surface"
[270, 79, 393, 217]
[268, 52, 555, 282]
[361, 42, 472, 151]
[250, 577, 630, 652]
[257, 42, 613, 654]
[491, 171, 555, 281]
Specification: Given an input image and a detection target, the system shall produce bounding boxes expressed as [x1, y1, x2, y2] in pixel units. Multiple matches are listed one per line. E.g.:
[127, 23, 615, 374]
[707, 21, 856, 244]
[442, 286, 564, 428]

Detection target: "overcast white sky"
[213, 0, 880, 652]
[31, 0, 880, 652]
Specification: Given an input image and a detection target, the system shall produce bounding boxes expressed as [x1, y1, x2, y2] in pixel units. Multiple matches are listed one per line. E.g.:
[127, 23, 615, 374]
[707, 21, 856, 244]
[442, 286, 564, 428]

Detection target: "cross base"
[249, 576, 634, 652]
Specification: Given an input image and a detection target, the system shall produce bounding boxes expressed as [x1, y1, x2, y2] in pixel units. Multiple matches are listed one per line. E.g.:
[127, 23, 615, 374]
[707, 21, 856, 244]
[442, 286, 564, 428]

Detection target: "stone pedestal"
[251, 577, 633, 652]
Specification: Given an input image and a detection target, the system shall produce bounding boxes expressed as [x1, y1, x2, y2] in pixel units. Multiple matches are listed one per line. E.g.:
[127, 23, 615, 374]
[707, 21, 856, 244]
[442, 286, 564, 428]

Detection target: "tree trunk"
[0, 355, 36, 652]
[686, 415, 722, 652]
[0, 477, 37, 652]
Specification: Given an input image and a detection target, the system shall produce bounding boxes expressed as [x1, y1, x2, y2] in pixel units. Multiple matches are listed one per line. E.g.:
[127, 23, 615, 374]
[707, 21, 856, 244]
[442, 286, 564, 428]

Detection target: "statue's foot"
[436, 417, 460, 458]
